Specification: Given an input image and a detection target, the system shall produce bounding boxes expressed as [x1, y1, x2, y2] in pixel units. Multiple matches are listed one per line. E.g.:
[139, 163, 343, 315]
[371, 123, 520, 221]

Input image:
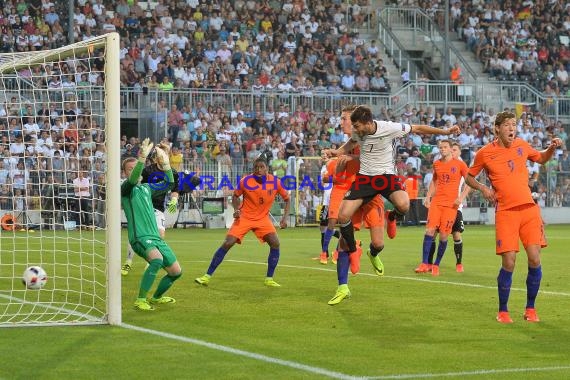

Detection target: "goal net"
[293, 156, 327, 227]
[0, 33, 121, 327]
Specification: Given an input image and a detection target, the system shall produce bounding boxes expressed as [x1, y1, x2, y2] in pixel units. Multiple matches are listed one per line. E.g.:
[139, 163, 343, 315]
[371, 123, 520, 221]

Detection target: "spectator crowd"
[0, 0, 569, 230]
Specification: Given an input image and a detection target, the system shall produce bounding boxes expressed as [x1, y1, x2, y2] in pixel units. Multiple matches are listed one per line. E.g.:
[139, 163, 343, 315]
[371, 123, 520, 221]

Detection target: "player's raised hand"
[448, 125, 461, 135]
[138, 138, 154, 160]
[322, 149, 337, 160]
[154, 146, 171, 171]
[157, 141, 171, 155]
[550, 138, 563, 149]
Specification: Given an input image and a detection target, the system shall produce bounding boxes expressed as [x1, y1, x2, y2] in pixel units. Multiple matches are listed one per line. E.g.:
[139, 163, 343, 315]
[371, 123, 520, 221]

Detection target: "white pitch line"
[365, 365, 570, 379]
[121, 323, 362, 380]
[223, 259, 570, 297]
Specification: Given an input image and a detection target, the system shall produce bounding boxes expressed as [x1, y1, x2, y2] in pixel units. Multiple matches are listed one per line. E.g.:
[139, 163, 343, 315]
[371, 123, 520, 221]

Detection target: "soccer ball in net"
[22, 266, 48, 290]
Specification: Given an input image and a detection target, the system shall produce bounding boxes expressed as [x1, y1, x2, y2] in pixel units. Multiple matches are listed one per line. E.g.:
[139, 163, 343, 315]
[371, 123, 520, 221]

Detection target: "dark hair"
[350, 105, 373, 124]
[494, 111, 515, 128]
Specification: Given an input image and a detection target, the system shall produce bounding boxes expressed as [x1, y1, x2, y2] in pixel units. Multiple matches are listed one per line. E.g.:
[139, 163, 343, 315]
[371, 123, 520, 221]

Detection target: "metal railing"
[378, 7, 478, 81]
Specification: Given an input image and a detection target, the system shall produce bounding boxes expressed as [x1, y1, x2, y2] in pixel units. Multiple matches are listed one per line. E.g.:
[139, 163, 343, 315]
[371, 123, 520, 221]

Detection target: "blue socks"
[337, 251, 349, 285]
[497, 268, 513, 312]
[434, 240, 448, 266]
[207, 247, 228, 276]
[422, 235, 434, 264]
[526, 266, 542, 309]
[322, 228, 335, 253]
[267, 248, 280, 277]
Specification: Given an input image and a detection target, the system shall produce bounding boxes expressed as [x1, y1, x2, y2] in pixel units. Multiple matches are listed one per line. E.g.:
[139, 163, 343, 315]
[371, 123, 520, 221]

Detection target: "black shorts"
[344, 174, 405, 204]
[452, 210, 465, 233]
[319, 205, 329, 226]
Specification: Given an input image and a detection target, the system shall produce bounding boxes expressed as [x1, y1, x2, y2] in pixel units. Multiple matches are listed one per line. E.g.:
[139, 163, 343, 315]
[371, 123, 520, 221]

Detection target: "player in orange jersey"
[195, 157, 291, 287]
[414, 140, 468, 276]
[426, 142, 471, 273]
[319, 105, 363, 267]
[466, 111, 562, 323]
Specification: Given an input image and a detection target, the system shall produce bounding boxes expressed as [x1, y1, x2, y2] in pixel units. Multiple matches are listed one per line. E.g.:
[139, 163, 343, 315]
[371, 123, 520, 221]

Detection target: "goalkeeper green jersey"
[121, 161, 174, 244]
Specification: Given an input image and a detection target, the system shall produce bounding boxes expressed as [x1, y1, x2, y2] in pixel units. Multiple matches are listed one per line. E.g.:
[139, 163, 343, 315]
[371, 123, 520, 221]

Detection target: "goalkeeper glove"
[138, 138, 154, 160]
[167, 197, 178, 213]
[154, 147, 171, 171]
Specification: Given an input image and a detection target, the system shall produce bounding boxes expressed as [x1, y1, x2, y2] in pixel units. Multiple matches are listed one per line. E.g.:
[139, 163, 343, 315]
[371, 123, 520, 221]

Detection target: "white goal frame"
[0, 33, 121, 327]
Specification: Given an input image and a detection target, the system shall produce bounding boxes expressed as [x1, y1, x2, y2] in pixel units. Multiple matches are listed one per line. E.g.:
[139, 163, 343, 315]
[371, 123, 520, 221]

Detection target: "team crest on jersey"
[517, 147, 523, 156]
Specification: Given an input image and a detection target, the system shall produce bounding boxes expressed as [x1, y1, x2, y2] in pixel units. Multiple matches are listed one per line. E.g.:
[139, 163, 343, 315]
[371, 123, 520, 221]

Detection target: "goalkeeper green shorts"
[131, 238, 177, 267]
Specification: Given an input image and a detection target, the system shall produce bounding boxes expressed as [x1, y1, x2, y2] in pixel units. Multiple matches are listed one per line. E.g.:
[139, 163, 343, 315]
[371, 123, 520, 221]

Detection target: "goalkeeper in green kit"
[121, 138, 182, 311]
[121, 140, 187, 276]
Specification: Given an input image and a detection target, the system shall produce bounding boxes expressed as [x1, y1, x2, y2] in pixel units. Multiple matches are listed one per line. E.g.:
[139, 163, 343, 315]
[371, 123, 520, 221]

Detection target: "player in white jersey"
[425, 141, 471, 272]
[322, 105, 460, 264]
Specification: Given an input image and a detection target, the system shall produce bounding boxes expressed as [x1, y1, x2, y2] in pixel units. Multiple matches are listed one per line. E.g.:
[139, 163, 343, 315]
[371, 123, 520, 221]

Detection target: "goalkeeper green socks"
[138, 259, 162, 299]
[153, 273, 182, 299]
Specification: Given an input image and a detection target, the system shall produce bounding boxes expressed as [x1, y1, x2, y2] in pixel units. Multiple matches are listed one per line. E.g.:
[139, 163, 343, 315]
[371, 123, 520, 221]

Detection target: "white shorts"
[155, 209, 166, 232]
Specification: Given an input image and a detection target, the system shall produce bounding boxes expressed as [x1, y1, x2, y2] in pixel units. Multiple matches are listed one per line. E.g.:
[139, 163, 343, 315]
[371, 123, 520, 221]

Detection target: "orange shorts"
[495, 203, 547, 254]
[227, 216, 276, 244]
[353, 195, 385, 230]
[426, 205, 457, 234]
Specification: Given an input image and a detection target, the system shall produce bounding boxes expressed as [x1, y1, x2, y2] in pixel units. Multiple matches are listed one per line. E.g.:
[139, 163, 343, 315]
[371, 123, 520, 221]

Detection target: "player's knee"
[168, 271, 182, 280]
[371, 243, 384, 253]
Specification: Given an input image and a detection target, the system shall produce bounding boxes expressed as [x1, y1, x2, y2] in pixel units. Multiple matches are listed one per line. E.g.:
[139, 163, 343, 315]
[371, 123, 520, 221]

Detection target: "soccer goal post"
[294, 156, 327, 227]
[0, 33, 121, 327]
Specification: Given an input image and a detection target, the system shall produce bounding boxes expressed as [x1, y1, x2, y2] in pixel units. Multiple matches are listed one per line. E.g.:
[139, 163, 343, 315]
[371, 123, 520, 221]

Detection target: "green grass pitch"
[1, 224, 570, 379]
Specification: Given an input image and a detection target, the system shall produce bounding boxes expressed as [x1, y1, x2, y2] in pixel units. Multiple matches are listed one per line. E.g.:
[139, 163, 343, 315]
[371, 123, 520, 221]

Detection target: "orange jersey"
[468, 138, 540, 211]
[326, 158, 360, 216]
[432, 158, 468, 208]
[235, 174, 289, 220]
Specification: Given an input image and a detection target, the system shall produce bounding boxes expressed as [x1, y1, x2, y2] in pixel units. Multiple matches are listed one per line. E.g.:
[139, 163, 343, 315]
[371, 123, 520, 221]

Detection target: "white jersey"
[320, 164, 332, 206]
[350, 120, 411, 175]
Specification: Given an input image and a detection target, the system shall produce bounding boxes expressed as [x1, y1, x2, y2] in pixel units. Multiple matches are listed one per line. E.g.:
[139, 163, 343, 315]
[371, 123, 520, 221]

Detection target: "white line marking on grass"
[224, 260, 570, 297]
[365, 365, 570, 379]
[121, 323, 362, 380]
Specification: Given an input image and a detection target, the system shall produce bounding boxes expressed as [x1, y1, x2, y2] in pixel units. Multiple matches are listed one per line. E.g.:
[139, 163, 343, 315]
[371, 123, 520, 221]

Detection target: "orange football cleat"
[415, 263, 431, 273]
[349, 244, 363, 275]
[319, 252, 328, 265]
[456, 263, 464, 273]
[496, 311, 513, 324]
[431, 265, 440, 276]
[385, 211, 397, 239]
[523, 308, 540, 322]
[332, 250, 338, 265]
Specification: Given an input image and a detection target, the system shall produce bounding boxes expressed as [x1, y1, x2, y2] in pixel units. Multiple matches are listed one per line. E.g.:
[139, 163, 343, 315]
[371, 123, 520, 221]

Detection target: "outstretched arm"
[411, 124, 461, 136]
[322, 139, 359, 159]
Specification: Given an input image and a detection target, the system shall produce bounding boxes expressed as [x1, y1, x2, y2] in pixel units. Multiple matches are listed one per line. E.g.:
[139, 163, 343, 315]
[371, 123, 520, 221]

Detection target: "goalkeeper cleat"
[150, 296, 176, 305]
[366, 249, 384, 276]
[264, 277, 281, 287]
[456, 263, 464, 273]
[328, 285, 351, 305]
[496, 311, 513, 324]
[319, 252, 328, 265]
[332, 250, 338, 265]
[134, 299, 154, 311]
[194, 274, 211, 286]
[523, 308, 540, 322]
[121, 263, 132, 276]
